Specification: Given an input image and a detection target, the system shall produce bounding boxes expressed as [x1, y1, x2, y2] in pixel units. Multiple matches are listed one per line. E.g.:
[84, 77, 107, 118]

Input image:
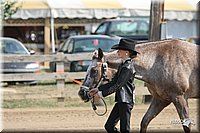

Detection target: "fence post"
[56, 52, 65, 102]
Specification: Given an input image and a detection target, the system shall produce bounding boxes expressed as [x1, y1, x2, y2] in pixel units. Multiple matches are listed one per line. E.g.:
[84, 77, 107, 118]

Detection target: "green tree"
[1, 1, 19, 19]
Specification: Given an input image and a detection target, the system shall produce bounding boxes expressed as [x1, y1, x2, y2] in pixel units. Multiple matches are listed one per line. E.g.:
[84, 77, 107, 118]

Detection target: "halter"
[91, 62, 108, 116]
[80, 62, 108, 90]
[95, 62, 109, 88]
[80, 61, 109, 116]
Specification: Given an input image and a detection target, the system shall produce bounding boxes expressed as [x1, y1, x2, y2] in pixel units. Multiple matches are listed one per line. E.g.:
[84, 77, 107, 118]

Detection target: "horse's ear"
[98, 48, 104, 60]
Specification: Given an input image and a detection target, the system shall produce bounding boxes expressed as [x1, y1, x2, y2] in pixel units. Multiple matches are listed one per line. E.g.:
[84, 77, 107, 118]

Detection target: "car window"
[60, 39, 70, 52]
[110, 21, 148, 36]
[74, 38, 118, 53]
[1, 39, 28, 54]
[59, 39, 73, 53]
[67, 39, 74, 53]
[95, 22, 109, 34]
[137, 22, 149, 35]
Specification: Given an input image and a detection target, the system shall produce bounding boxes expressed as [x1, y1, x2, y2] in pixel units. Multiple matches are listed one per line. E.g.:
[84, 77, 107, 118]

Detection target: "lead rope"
[91, 97, 107, 116]
[90, 78, 107, 116]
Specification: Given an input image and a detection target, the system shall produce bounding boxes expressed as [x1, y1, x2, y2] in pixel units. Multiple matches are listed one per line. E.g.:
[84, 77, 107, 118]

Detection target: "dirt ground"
[2, 100, 199, 133]
[1, 84, 199, 133]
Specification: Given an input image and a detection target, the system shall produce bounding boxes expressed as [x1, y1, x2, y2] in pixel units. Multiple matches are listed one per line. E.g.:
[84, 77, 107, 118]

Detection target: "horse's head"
[78, 48, 115, 102]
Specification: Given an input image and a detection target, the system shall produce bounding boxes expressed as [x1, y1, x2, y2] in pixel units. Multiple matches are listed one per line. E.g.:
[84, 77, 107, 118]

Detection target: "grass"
[134, 79, 144, 87]
[2, 79, 145, 109]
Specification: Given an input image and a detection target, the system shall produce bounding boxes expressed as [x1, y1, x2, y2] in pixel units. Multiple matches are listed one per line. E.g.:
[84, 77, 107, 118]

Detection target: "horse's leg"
[140, 97, 171, 133]
[172, 95, 191, 133]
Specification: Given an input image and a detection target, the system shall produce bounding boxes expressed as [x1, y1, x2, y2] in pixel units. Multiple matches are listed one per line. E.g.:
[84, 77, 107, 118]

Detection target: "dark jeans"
[104, 102, 133, 133]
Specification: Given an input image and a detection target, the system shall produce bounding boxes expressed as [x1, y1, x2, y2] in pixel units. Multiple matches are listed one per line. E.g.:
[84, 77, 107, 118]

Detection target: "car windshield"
[110, 21, 149, 36]
[0, 39, 28, 54]
[73, 38, 118, 53]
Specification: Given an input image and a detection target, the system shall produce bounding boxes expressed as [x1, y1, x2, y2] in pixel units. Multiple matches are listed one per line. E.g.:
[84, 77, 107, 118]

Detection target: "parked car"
[50, 35, 120, 72]
[0, 37, 40, 85]
[93, 18, 149, 41]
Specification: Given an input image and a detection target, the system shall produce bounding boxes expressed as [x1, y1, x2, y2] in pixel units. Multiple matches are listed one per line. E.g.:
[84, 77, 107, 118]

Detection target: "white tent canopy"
[10, 0, 198, 21]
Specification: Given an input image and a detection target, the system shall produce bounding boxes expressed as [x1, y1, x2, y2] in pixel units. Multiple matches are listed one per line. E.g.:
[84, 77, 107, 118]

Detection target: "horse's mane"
[104, 51, 119, 61]
[103, 51, 122, 69]
[91, 49, 121, 67]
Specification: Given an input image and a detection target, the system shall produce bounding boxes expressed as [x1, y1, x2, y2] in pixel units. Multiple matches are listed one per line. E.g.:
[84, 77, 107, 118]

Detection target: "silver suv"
[94, 18, 149, 41]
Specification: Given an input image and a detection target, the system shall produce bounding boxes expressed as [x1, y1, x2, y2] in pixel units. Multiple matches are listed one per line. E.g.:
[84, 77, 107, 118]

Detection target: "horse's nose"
[78, 88, 84, 98]
[78, 87, 90, 102]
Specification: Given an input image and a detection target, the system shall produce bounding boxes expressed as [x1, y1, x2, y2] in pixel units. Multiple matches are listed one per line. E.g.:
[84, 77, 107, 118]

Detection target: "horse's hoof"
[183, 125, 191, 133]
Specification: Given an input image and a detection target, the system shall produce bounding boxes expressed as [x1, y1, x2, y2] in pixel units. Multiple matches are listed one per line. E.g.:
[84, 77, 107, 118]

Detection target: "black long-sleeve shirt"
[98, 58, 136, 104]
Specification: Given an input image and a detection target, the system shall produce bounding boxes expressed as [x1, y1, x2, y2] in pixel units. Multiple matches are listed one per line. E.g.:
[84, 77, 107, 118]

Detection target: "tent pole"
[51, 9, 55, 53]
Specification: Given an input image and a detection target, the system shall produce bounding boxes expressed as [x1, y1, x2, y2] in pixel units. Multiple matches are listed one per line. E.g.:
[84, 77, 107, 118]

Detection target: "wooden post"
[198, 2, 200, 39]
[56, 52, 65, 102]
[44, 18, 51, 68]
[149, 0, 164, 41]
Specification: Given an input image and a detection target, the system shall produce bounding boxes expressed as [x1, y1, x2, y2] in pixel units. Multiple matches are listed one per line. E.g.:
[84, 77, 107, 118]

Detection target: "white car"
[0, 37, 40, 85]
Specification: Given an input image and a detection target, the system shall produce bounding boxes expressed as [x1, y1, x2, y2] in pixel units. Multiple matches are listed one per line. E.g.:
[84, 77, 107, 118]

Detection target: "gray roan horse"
[78, 39, 199, 133]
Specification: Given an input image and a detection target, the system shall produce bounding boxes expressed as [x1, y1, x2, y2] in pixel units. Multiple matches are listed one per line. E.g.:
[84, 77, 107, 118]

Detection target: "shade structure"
[164, 0, 198, 20]
[11, 0, 50, 19]
[164, 0, 197, 11]
[15, 0, 49, 9]
[9, 0, 198, 20]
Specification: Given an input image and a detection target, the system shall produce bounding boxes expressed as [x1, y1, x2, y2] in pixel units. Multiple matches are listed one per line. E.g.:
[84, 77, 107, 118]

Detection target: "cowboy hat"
[111, 38, 139, 53]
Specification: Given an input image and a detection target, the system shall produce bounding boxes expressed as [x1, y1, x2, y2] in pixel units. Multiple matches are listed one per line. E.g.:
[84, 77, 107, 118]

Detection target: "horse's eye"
[94, 70, 98, 75]
[91, 69, 98, 76]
